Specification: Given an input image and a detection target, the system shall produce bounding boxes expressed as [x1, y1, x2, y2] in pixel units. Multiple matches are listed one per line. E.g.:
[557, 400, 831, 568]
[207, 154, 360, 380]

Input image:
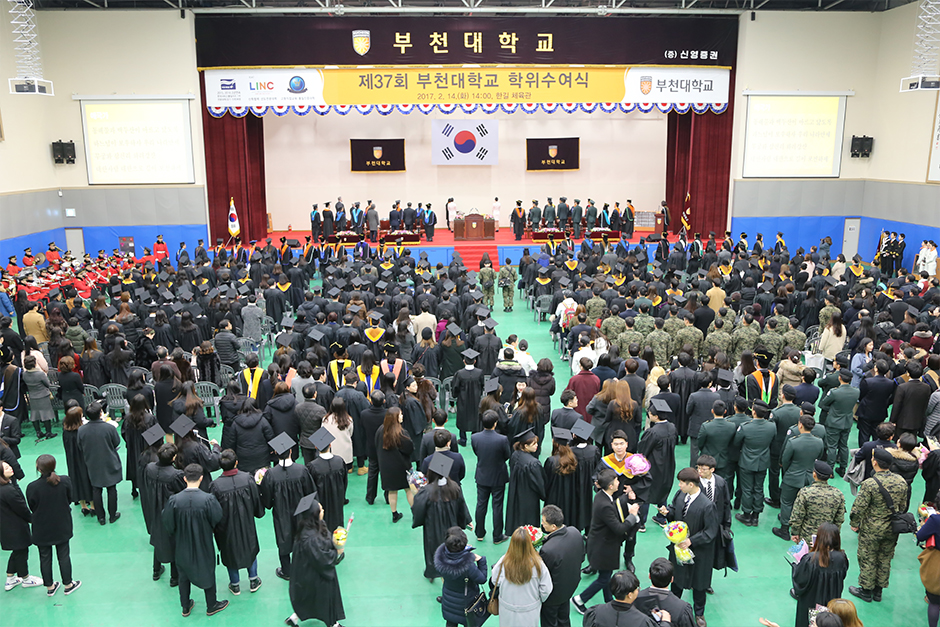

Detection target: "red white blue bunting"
[207, 102, 729, 117]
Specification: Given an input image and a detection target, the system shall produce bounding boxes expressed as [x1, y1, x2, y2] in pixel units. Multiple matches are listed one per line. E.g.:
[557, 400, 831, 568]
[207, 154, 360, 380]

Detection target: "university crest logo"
[352, 30, 371, 56]
[640, 75, 653, 96]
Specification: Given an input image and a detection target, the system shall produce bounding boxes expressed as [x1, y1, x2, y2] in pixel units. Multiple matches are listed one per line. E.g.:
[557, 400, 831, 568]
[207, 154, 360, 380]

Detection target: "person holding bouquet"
[658, 467, 719, 627]
[286, 495, 346, 627]
[412, 453, 472, 581]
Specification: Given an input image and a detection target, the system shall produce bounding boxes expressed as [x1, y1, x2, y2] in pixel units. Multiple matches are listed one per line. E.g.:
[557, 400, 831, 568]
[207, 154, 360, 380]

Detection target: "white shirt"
[492, 201, 501, 220]
[700, 477, 715, 501]
[684, 489, 701, 509]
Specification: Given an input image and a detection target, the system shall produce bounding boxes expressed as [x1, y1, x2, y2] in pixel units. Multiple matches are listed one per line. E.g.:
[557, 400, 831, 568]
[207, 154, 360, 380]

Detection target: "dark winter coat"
[375, 426, 414, 491]
[434, 544, 489, 626]
[222, 412, 274, 474]
[0, 481, 31, 551]
[539, 525, 585, 607]
[26, 474, 74, 546]
[77, 418, 123, 488]
[527, 370, 556, 426]
[264, 392, 300, 442]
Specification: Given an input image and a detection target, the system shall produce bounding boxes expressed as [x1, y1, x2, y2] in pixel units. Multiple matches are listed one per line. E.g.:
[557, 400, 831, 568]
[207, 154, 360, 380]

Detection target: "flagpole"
[680, 112, 696, 241]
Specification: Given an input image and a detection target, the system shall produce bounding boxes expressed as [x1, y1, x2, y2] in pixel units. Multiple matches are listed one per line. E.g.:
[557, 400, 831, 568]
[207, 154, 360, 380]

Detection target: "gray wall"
[1, 186, 208, 239]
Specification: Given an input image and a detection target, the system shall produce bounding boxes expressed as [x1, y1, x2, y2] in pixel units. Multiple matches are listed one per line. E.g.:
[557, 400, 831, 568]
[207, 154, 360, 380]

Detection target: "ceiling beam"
[189, 5, 745, 14]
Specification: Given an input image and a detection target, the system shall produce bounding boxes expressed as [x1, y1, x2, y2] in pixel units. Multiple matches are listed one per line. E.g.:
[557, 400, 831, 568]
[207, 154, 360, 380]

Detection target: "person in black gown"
[260, 434, 316, 581]
[286, 495, 346, 627]
[210, 449, 264, 595]
[637, 399, 678, 527]
[543, 427, 583, 533]
[121, 394, 157, 499]
[452, 349, 484, 445]
[142, 442, 185, 584]
[504, 429, 545, 533]
[305, 428, 348, 533]
[61, 405, 94, 516]
[568, 420, 601, 532]
[411, 453, 472, 581]
[791, 523, 849, 627]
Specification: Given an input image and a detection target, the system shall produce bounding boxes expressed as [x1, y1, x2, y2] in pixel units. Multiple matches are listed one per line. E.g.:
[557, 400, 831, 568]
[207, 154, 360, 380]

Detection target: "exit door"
[65, 228, 85, 259]
[842, 218, 860, 260]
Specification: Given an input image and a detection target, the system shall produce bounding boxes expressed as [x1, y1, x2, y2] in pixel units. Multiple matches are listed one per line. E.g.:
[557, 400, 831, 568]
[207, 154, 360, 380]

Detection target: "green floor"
[3, 293, 927, 627]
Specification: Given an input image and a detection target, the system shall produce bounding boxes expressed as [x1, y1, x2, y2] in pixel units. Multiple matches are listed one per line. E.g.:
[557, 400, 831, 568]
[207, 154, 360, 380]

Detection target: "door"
[64, 228, 85, 259]
[842, 218, 860, 260]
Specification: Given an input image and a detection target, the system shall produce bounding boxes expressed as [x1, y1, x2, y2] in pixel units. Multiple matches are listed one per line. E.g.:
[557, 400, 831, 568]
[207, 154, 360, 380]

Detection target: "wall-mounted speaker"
[52, 140, 76, 165]
[850, 135, 873, 158]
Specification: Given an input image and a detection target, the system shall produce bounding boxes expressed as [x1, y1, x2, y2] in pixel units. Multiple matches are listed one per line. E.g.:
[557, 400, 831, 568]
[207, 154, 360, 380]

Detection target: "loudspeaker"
[52, 140, 76, 165]
[850, 135, 873, 158]
[646, 233, 662, 242]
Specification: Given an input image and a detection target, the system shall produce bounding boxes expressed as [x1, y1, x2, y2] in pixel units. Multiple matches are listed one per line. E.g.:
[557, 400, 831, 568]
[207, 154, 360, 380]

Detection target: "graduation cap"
[605, 276, 616, 286]
[103, 305, 118, 318]
[442, 280, 456, 292]
[551, 426, 573, 442]
[470, 290, 484, 300]
[207, 288, 220, 299]
[462, 348, 480, 361]
[325, 266, 339, 276]
[269, 432, 297, 456]
[760, 281, 774, 292]
[334, 278, 348, 290]
[476, 307, 492, 318]
[351, 277, 363, 288]
[483, 377, 500, 394]
[237, 284, 251, 295]
[161, 289, 174, 301]
[250, 252, 262, 263]
[48, 288, 61, 299]
[824, 275, 838, 286]
[368, 311, 383, 322]
[514, 427, 537, 445]
[428, 452, 455, 478]
[276, 333, 294, 348]
[169, 415, 196, 438]
[538, 267, 550, 276]
[179, 288, 194, 300]
[134, 287, 147, 298]
[650, 398, 674, 416]
[171, 302, 185, 313]
[716, 369, 734, 386]
[652, 269, 664, 279]
[674, 294, 688, 305]
[446, 322, 463, 337]
[307, 427, 335, 452]
[186, 302, 202, 316]
[908, 306, 921, 318]
[293, 492, 320, 517]
[281, 315, 295, 328]
[287, 239, 301, 248]
[570, 419, 594, 442]
[308, 328, 326, 343]
[483, 318, 499, 330]
[141, 424, 166, 447]
[327, 287, 341, 298]
[226, 287, 238, 299]
[158, 271, 170, 282]
[376, 281, 389, 291]
[197, 283, 210, 294]
[348, 304, 362, 315]
[110, 285, 123, 295]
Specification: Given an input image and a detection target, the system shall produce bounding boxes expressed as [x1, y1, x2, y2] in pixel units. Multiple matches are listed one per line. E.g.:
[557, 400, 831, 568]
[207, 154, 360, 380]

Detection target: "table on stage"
[531, 228, 567, 244]
[453, 214, 495, 240]
[586, 228, 621, 244]
[326, 231, 364, 248]
[382, 230, 421, 246]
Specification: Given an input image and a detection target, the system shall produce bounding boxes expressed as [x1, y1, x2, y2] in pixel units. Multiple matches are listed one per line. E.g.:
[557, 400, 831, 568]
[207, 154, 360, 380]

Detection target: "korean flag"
[432, 120, 499, 166]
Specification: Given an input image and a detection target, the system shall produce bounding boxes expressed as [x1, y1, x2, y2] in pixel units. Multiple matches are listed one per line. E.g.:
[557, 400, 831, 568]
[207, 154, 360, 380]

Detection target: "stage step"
[454, 242, 500, 270]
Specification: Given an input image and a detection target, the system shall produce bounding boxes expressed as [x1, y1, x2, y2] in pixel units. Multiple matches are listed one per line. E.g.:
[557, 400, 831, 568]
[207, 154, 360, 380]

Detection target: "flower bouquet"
[665, 521, 694, 564]
[623, 453, 651, 479]
[253, 467, 268, 486]
[406, 469, 428, 494]
[522, 525, 545, 549]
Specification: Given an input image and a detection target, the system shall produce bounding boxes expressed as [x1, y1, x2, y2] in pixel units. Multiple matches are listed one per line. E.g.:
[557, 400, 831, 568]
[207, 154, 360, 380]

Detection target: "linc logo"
[352, 30, 371, 56]
[640, 76, 653, 96]
[548, 145, 558, 158]
[373, 146, 383, 159]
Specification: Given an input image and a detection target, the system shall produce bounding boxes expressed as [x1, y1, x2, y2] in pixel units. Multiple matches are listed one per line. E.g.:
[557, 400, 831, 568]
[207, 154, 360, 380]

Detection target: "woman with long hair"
[543, 433, 584, 529]
[735, 351, 757, 392]
[399, 377, 427, 467]
[791, 523, 849, 627]
[2, 457, 46, 590]
[379, 372, 401, 409]
[505, 430, 545, 532]
[375, 408, 415, 522]
[601, 385, 638, 455]
[80, 338, 108, 388]
[412, 461, 472, 581]
[26, 454, 80, 596]
[285, 499, 346, 627]
[508, 387, 541, 445]
[817, 311, 847, 363]
[21, 336, 48, 374]
[55, 357, 84, 417]
[527, 358, 555, 436]
[411, 328, 440, 379]
[105, 338, 134, 387]
[176, 311, 202, 353]
[195, 341, 223, 387]
[171, 380, 211, 438]
[60, 406, 93, 516]
[380, 344, 410, 395]
[124, 369, 155, 410]
[121, 394, 157, 499]
[323, 397, 354, 471]
[490, 527, 553, 626]
[438, 321, 466, 381]
[435, 527, 488, 627]
[171, 347, 195, 383]
[152, 309, 176, 350]
[826, 599, 863, 627]
[356, 351, 381, 394]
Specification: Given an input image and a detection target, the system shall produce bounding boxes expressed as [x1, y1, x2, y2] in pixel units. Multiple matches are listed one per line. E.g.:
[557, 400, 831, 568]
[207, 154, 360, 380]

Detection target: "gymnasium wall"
[262, 110, 668, 230]
[0, 11, 209, 258]
[729, 4, 940, 265]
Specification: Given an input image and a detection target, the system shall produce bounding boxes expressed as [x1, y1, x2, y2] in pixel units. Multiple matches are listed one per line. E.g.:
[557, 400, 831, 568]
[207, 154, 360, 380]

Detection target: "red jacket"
[565, 370, 601, 420]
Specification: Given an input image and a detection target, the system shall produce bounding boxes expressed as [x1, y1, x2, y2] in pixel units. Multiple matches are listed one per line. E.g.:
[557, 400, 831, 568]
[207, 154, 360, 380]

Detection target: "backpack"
[561, 303, 578, 330]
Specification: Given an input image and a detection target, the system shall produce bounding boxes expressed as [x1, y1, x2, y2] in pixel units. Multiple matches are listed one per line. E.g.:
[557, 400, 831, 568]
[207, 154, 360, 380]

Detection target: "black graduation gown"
[306, 455, 348, 533]
[411, 484, 472, 579]
[571, 444, 601, 531]
[400, 395, 427, 464]
[177, 439, 222, 492]
[62, 429, 94, 503]
[260, 463, 316, 554]
[322, 210, 335, 238]
[453, 368, 484, 433]
[791, 551, 849, 627]
[161, 488, 223, 590]
[142, 462, 186, 562]
[289, 528, 345, 624]
[121, 413, 156, 484]
[505, 450, 546, 533]
[636, 420, 678, 505]
[209, 470, 264, 570]
[543, 456, 582, 531]
[669, 367, 699, 438]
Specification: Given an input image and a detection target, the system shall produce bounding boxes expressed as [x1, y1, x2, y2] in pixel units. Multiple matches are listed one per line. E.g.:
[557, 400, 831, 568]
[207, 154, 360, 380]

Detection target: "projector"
[8, 78, 54, 95]
[899, 75, 940, 93]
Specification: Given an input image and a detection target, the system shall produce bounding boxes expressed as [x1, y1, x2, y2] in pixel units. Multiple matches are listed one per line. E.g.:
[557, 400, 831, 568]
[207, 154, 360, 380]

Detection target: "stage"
[264, 228, 663, 269]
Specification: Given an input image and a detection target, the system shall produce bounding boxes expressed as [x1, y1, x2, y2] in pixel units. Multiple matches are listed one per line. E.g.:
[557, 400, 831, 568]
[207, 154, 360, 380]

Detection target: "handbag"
[920, 548, 940, 595]
[487, 565, 501, 616]
[465, 586, 491, 627]
[872, 476, 916, 535]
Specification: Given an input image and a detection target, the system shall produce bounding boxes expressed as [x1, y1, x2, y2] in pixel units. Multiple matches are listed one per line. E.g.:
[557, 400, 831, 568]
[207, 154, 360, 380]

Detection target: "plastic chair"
[261, 317, 276, 359]
[534, 295, 553, 324]
[50, 384, 63, 419]
[46, 369, 60, 386]
[83, 384, 100, 407]
[99, 383, 129, 419]
[426, 377, 443, 408]
[220, 365, 236, 389]
[441, 376, 456, 414]
[128, 366, 152, 384]
[195, 381, 222, 419]
[805, 325, 819, 338]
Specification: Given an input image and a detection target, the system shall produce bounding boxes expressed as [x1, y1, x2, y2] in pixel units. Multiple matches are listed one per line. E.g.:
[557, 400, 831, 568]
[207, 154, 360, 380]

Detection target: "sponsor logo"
[288, 76, 307, 94]
[352, 30, 371, 56]
[220, 79, 236, 90]
[640, 76, 653, 96]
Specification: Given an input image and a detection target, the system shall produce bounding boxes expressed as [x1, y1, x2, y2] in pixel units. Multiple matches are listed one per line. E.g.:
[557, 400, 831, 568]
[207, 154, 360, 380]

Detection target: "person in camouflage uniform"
[848, 448, 911, 602]
[788, 461, 846, 543]
[479, 260, 497, 308]
[646, 318, 673, 370]
[707, 306, 736, 335]
[633, 303, 656, 337]
[499, 260, 517, 312]
[663, 308, 685, 337]
[585, 289, 606, 320]
[818, 296, 841, 331]
[674, 313, 704, 359]
[616, 317, 646, 357]
[731, 314, 762, 363]
[600, 306, 626, 342]
[759, 319, 786, 366]
[704, 318, 733, 357]
[768, 312, 789, 335]
[782, 317, 808, 354]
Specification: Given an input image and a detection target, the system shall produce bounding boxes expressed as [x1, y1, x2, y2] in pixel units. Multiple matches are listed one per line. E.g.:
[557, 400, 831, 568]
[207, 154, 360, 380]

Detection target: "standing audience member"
[285, 496, 346, 627]
[538, 504, 586, 627]
[375, 407, 415, 522]
[77, 402, 122, 526]
[210, 449, 264, 596]
[435, 527, 488, 627]
[583, 570, 665, 627]
[791, 523, 849, 627]
[634, 558, 695, 627]
[471, 410, 512, 545]
[26, 455, 80, 597]
[490, 527, 554, 627]
[1, 461, 44, 591]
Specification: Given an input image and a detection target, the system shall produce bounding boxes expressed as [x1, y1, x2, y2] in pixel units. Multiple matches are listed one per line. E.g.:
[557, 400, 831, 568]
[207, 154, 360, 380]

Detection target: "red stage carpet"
[265, 228, 659, 270]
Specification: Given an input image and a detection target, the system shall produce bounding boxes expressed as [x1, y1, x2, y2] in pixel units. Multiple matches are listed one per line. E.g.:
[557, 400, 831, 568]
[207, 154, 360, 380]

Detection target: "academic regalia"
[161, 487, 223, 590]
[543, 456, 582, 530]
[411, 482, 472, 579]
[322, 208, 335, 239]
[289, 527, 345, 625]
[142, 462, 186, 562]
[310, 208, 322, 242]
[791, 551, 849, 627]
[61, 429, 94, 504]
[636, 420, 678, 505]
[121, 412, 156, 485]
[209, 470, 264, 571]
[400, 394, 427, 463]
[571, 444, 601, 530]
[260, 463, 316, 556]
[505, 449, 546, 532]
[306, 455, 348, 533]
[453, 367, 484, 433]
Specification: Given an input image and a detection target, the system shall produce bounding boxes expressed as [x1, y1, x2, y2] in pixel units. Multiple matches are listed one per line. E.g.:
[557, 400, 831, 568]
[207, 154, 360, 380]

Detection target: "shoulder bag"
[487, 565, 501, 616]
[872, 476, 916, 535]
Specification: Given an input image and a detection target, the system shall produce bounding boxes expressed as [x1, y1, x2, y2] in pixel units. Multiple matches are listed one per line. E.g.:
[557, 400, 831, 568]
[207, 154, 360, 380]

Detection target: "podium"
[454, 214, 495, 240]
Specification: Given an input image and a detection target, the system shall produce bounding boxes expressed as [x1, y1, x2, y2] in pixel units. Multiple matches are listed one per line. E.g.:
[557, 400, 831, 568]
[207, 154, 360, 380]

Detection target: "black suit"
[470, 429, 511, 540]
[539, 526, 586, 627]
[856, 374, 896, 446]
[583, 491, 638, 603]
[418, 427, 459, 461]
[664, 489, 719, 618]
[634, 587, 696, 627]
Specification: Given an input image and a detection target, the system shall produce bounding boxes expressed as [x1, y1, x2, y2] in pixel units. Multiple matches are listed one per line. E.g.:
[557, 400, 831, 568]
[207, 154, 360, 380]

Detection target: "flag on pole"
[228, 197, 241, 237]
[679, 192, 691, 239]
